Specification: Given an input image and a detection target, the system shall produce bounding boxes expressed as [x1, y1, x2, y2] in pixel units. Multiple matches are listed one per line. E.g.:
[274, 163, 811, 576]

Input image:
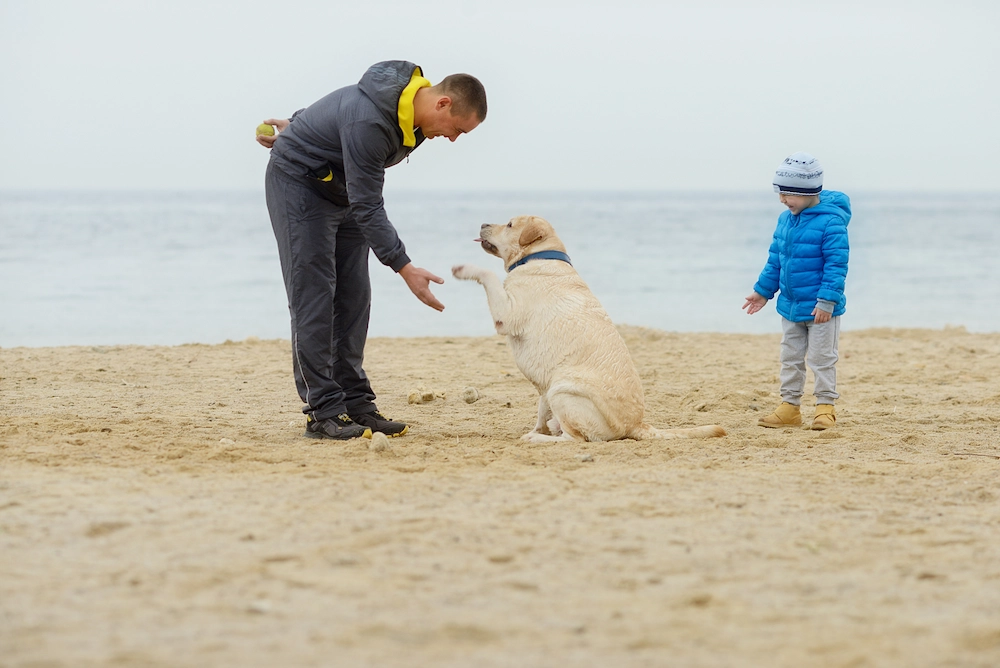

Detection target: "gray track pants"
[779, 316, 841, 406]
[265, 159, 377, 420]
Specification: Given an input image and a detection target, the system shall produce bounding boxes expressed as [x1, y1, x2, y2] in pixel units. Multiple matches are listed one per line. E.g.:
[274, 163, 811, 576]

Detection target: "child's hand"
[812, 307, 831, 323]
[743, 292, 767, 315]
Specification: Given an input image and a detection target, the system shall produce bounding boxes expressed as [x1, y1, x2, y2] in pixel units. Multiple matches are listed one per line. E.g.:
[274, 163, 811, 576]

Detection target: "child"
[742, 152, 851, 430]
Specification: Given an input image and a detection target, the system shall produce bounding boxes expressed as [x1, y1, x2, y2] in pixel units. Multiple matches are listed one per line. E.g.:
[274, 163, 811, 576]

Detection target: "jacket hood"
[357, 60, 422, 126]
[803, 190, 852, 226]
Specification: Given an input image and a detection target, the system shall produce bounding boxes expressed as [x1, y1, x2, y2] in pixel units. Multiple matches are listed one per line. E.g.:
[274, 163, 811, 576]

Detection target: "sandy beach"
[2, 326, 999, 667]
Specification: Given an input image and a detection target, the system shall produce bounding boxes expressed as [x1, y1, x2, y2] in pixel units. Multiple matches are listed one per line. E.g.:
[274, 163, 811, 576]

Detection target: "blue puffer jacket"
[753, 190, 851, 322]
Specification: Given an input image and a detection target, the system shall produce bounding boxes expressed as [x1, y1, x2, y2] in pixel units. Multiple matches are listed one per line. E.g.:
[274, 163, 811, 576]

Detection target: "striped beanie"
[773, 152, 823, 195]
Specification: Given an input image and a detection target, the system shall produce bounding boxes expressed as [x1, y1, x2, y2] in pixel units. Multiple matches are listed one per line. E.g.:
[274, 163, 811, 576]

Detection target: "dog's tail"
[632, 424, 726, 440]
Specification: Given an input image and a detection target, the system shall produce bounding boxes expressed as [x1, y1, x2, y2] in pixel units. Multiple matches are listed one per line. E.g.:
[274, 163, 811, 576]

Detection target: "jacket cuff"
[816, 299, 836, 314]
[753, 283, 775, 300]
[390, 254, 411, 273]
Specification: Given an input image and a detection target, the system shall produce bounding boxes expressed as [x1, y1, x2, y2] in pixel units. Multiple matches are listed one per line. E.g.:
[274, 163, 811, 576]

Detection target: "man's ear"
[518, 222, 545, 248]
[435, 95, 452, 112]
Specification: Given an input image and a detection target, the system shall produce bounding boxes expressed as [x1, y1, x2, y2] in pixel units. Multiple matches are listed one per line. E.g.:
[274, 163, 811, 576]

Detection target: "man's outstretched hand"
[399, 263, 445, 311]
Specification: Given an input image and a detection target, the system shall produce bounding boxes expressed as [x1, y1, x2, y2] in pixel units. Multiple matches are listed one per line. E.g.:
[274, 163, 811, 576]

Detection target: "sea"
[1, 190, 997, 348]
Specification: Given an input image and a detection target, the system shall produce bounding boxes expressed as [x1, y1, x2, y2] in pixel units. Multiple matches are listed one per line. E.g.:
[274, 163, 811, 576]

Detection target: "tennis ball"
[256, 123, 275, 137]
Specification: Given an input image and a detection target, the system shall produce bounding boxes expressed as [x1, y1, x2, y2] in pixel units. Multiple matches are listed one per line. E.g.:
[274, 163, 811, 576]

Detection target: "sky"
[2, 0, 998, 193]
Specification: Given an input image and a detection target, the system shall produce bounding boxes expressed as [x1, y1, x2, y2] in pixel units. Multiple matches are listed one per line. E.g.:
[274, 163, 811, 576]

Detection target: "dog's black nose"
[480, 223, 490, 230]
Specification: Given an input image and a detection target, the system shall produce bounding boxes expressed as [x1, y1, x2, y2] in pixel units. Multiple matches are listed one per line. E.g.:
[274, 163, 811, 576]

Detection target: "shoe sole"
[757, 421, 802, 429]
[302, 428, 373, 440]
[374, 425, 409, 437]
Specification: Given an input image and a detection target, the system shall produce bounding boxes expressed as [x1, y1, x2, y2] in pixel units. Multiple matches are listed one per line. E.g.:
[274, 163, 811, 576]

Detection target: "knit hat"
[773, 152, 823, 195]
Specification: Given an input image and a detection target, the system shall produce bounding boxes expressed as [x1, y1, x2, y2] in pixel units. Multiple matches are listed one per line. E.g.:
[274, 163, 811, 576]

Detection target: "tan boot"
[811, 404, 836, 430]
[758, 402, 802, 428]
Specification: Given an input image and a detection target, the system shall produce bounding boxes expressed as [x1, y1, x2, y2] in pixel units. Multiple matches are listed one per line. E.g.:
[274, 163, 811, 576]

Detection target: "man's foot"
[350, 409, 409, 437]
[758, 402, 802, 428]
[304, 413, 372, 440]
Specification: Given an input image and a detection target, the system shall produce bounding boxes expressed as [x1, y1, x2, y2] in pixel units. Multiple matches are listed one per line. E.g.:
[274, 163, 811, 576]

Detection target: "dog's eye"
[507, 222, 512, 228]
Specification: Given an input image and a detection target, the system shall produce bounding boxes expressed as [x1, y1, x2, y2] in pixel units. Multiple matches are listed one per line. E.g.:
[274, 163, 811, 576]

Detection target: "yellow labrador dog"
[452, 215, 726, 443]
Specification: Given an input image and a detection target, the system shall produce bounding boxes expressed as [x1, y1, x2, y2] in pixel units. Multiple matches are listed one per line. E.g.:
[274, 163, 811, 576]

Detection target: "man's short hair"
[438, 74, 487, 122]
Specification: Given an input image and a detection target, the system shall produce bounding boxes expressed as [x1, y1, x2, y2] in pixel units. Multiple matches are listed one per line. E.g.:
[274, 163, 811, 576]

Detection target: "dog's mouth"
[475, 237, 499, 257]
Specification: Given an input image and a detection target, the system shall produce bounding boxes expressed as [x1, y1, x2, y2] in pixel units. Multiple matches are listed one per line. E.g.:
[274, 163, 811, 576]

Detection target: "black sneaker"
[350, 409, 408, 437]
[304, 413, 372, 440]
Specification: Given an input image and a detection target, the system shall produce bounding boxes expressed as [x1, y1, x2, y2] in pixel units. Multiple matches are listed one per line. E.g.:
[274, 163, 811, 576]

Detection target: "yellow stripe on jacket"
[397, 67, 431, 148]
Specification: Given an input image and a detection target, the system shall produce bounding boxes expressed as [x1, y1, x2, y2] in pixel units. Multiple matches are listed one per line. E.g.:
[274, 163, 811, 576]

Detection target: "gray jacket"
[270, 61, 426, 272]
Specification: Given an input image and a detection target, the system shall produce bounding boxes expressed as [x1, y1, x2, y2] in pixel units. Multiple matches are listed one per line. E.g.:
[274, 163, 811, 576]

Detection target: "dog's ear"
[518, 221, 546, 248]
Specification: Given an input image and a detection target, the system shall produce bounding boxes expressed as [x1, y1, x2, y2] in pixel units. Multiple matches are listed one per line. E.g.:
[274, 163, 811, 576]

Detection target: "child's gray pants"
[779, 316, 841, 405]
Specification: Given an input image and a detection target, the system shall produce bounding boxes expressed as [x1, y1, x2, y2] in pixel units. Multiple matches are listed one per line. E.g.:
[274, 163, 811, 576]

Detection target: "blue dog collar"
[507, 250, 573, 273]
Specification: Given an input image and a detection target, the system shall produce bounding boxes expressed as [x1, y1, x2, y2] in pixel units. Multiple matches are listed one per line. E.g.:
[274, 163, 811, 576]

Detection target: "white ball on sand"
[461, 387, 480, 404]
[370, 432, 391, 452]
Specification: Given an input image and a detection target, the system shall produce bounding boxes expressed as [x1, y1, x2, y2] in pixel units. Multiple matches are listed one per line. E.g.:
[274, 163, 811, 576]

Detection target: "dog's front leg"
[522, 395, 561, 440]
[525, 395, 553, 438]
[451, 264, 514, 335]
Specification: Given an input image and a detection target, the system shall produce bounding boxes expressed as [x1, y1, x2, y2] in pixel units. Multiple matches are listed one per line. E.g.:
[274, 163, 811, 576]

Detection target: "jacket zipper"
[783, 215, 797, 303]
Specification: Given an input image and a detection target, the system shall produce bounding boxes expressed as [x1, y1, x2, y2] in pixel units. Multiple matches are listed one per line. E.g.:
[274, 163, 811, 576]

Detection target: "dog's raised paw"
[452, 264, 483, 281]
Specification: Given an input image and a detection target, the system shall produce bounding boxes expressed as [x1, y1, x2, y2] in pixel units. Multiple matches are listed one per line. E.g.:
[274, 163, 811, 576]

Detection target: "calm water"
[1, 190, 997, 347]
